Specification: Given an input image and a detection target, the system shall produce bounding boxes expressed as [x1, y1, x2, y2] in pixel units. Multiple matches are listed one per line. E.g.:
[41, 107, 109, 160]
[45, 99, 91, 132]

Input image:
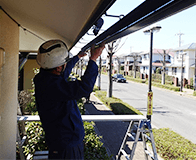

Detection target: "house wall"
[186, 50, 195, 80]
[0, 10, 19, 159]
[24, 59, 40, 90]
[140, 52, 170, 75]
[168, 49, 195, 83]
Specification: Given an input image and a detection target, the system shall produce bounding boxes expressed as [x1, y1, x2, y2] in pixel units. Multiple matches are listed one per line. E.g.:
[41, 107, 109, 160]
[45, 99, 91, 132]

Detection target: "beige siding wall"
[24, 59, 39, 90]
[0, 10, 19, 159]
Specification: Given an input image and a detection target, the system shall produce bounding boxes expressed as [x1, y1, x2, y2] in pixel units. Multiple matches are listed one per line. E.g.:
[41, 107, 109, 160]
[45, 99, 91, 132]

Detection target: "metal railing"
[17, 115, 147, 160]
[17, 115, 146, 122]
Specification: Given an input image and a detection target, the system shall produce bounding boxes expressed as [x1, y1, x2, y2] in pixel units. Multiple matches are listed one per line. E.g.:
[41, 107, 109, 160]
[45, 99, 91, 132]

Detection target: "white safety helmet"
[36, 40, 70, 69]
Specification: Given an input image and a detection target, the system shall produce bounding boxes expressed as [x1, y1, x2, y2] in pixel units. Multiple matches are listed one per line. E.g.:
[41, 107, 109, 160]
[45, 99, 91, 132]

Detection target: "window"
[172, 67, 177, 75]
[182, 67, 185, 73]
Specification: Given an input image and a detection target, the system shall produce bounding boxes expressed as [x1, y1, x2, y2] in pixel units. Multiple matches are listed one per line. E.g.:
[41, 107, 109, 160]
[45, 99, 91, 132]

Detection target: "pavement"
[178, 88, 195, 98]
[84, 93, 164, 160]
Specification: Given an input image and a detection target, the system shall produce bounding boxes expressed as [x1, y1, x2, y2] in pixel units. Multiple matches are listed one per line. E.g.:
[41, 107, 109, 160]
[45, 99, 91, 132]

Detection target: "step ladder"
[117, 119, 158, 160]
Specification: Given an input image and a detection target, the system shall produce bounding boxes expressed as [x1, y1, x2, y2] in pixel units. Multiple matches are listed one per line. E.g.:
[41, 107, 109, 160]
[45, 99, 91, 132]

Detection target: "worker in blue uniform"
[34, 39, 104, 159]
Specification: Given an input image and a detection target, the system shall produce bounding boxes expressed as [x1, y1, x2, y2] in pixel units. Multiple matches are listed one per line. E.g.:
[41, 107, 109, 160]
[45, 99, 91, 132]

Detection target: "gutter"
[81, 0, 196, 52]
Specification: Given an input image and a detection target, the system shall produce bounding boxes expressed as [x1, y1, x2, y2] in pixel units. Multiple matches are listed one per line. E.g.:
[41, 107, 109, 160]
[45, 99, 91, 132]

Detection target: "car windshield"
[117, 74, 123, 78]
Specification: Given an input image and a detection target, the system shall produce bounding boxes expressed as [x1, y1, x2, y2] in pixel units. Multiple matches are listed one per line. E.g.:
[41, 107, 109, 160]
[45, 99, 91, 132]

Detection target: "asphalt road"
[96, 74, 196, 144]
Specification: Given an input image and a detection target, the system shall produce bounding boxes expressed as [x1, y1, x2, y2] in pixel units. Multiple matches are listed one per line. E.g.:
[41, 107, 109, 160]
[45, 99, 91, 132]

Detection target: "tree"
[97, 56, 102, 90]
[105, 39, 121, 97]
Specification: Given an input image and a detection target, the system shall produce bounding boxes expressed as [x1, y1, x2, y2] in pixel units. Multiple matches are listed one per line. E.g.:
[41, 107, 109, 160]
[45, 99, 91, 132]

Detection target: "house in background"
[167, 43, 196, 84]
[112, 52, 142, 74]
[139, 49, 174, 75]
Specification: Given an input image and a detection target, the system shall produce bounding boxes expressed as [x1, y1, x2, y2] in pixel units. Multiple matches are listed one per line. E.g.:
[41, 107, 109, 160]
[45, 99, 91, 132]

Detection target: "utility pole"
[117, 57, 121, 74]
[157, 49, 171, 85]
[180, 52, 186, 92]
[162, 50, 166, 85]
[176, 31, 184, 47]
[194, 45, 196, 91]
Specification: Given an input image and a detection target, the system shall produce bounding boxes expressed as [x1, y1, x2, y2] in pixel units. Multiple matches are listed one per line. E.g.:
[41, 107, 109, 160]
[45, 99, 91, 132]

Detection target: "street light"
[143, 25, 161, 121]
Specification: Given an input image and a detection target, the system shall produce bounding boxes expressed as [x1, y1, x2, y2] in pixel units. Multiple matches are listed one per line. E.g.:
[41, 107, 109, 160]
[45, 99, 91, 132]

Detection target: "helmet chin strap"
[60, 64, 66, 75]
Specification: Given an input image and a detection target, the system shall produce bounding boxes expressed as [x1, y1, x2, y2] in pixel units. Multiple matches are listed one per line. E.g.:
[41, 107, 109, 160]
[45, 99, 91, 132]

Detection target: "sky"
[70, 0, 196, 58]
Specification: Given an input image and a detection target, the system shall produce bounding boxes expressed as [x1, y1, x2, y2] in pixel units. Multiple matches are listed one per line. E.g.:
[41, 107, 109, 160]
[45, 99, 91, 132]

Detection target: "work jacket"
[33, 56, 98, 150]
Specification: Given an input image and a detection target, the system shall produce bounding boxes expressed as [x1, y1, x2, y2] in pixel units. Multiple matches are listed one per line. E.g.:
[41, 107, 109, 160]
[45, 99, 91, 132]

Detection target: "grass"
[94, 90, 143, 115]
[153, 128, 196, 160]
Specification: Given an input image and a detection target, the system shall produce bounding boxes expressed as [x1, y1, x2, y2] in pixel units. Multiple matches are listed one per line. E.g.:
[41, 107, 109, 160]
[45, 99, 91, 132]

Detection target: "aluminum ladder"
[117, 119, 158, 160]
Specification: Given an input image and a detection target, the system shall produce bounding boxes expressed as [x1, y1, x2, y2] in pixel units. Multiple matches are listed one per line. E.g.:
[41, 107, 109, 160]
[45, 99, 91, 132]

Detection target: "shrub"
[25, 90, 38, 115]
[83, 121, 112, 160]
[153, 73, 162, 80]
[120, 66, 124, 70]
[125, 76, 146, 83]
[156, 68, 161, 74]
[151, 82, 180, 91]
[190, 78, 193, 86]
[193, 91, 196, 96]
[77, 98, 85, 115]
[23, 122, 48, 158]
[153, 128, 196, 160]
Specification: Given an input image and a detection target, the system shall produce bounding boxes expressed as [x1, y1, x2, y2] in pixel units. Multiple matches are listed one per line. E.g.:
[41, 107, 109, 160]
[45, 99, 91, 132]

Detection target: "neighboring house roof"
[166, 64, 185, 67]
[190, 63, 196, 68]
[152, 63, 163, 67]
[139, 48, 174, 57]
[139, 61, 171, 67]
[117, 52, 143, 58]
[138, 63, 161, 67]
[173, 43, 196, 51]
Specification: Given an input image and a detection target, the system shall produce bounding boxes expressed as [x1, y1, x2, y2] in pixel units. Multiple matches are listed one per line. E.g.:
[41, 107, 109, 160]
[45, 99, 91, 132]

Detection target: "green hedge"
[22, 122, 48, 158]
[19, 98, 110, 159]
[125, 76, 146, 83]
[84, 121, 112, 160]
[153, 128, 196, 160]
[22, 121, 111, 160]
[151, 82, 180, 92]
[125, 75, 180, 92]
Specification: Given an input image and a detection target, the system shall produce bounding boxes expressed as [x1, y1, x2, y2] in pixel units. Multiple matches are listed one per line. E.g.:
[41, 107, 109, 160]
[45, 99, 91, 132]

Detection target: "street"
[96, 74, 196, 144]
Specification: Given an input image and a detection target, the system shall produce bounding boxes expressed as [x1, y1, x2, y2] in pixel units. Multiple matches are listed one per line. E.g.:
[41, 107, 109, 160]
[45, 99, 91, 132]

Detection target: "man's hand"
[90, 42, 105, 62]
[78, 51, 87, 58]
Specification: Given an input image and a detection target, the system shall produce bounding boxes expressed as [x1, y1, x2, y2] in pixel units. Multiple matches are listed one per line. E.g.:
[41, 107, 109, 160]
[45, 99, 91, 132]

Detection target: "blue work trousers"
[48, 142, 84, 160]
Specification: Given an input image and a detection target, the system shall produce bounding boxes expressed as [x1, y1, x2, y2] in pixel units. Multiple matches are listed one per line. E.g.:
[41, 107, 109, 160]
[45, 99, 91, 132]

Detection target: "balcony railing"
[17, 115, 147, 159]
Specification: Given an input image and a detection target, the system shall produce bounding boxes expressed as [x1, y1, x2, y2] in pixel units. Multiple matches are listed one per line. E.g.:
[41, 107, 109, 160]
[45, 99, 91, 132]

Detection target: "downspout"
[19, 52, 30, 72]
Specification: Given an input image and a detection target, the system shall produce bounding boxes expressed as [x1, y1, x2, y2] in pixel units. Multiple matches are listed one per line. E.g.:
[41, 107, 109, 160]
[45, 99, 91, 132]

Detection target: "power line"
[0, 6, 45, 42]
